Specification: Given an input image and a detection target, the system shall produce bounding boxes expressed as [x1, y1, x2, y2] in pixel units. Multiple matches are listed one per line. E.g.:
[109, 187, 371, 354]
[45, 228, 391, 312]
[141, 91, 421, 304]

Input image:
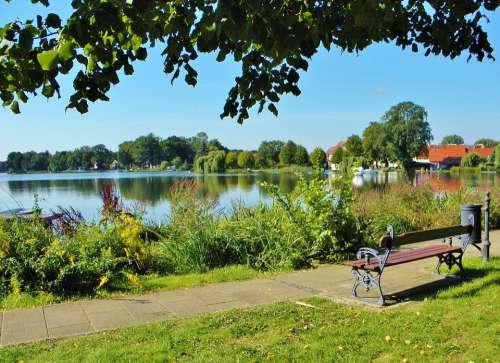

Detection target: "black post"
[483, 192, 491, 262]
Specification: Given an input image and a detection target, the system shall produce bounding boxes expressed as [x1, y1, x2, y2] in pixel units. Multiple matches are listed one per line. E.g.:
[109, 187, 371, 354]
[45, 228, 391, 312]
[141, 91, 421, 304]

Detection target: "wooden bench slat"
[345, 245, 453, 268]
[380, 224, 472, 247]
[347, 244, 462, 271]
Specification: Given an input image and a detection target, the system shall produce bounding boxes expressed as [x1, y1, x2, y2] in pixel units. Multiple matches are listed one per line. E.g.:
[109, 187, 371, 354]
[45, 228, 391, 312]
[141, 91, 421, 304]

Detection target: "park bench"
[346, 223, 476, 305]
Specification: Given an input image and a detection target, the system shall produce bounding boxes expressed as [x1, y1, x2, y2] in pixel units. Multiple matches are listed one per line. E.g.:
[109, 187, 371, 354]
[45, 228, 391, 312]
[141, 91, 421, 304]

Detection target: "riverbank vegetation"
[0, 171, 498, 309]
[3, 132, 324, 174]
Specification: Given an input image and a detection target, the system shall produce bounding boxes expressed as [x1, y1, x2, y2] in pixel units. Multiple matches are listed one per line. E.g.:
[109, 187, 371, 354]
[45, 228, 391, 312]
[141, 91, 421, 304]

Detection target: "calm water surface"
[0, 171, 498, 221]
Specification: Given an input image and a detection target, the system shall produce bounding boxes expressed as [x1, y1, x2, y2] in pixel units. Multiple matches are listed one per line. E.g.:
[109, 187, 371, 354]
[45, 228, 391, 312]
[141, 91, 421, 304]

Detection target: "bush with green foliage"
[495, 145, 500, 169]
[0, 214, 156, 296]
[237, 151, 255, 169]
[310, 148, 327, 170]
[225, 152, 239, 169]
[461, 153, 482, 167]
[194, 151, 226, 173]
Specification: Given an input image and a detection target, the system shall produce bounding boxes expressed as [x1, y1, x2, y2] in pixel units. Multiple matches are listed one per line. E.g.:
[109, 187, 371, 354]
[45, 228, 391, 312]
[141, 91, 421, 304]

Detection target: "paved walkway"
[1, 231, 498, 347]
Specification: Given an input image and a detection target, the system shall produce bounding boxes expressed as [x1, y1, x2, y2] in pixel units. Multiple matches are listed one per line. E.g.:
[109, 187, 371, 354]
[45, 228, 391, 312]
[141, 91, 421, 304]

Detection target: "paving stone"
[164, 299, 250, 317]
[120, 297, 175, 324]
[48, 323, 94, 339]
[82, 300, 135, 330]
[1, 308, 47, 346]
[80, 299, 125, 314]
[44, 303, 89, 329]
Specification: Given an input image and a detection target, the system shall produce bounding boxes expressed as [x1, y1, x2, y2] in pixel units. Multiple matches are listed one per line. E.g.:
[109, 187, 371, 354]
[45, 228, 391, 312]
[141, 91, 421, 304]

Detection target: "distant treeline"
[3, 132, 327, 173]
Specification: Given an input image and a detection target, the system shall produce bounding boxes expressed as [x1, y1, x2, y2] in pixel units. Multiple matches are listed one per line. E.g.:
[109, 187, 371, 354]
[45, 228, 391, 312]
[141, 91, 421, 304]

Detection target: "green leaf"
[124, 64, 134, 75]
[37, 50, 59, 71]
[18, 29, 33, 49]
[268, 103, 278, 116]
[46, 13, 61, 28]
[136, 47, 147, 60]
[42, 85, 55, 98]
[10, 100, 20, 114]
[301, 11, 314, 25]
[58, 41, 74, 61]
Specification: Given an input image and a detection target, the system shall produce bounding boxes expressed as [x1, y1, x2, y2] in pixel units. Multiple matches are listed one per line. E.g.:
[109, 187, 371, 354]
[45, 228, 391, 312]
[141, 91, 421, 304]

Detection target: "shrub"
[310, 148, 327, 170]
[237, 151, 255, 169]
[495, 145, 500, 169]
[461, 153, 481, 167]
[160, 180, 238, 273]
[0, 212, 156, 296]
[194, 151, 226, 173]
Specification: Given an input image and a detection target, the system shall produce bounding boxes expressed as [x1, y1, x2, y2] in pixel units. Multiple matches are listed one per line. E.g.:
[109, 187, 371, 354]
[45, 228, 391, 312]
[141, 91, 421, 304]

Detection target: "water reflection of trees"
[4, 172, 495, 211]
[6, 179, 107, 197]
[117, 173, 298, 205]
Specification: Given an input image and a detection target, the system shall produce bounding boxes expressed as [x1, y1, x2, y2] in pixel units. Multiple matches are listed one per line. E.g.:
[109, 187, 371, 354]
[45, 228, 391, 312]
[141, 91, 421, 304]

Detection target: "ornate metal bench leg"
[375, 275, 385, 306]
[435, 252, 465, 279]
[433, 255, 444, 275]
[351, 268, 362, 298]
[351, 268, 385, 305]
[456, 252, 465, 279]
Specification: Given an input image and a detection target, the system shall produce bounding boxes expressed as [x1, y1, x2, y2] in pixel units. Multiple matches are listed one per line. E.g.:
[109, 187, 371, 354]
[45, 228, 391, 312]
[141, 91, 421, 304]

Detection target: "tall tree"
[345, 135, 364, 157]
[294, 145, 309, 166]
[132, 134, 162, 168]
[279, 141, 297, 166]
[91, 144, 114, 169]
[160, 136, 194, 164]
[6, 152, 24, 173]
[441, 135, 464, 145]
[495, 145, 500, 169]
[330, 148, 345, 165]
[363, 122, 389, 166]
[310, 148, 327, 170]
[257, 141, 284, 166]
[237, 151, 255, 169]
[49, 151, 70, 172]
[189, 132, 209, 157]
[382, 102, 433, 174]
[118, 141, 134, 169]
[225, 151, 239, 169]
[1, 2, 497, 122]
[475, 138, 498, 148]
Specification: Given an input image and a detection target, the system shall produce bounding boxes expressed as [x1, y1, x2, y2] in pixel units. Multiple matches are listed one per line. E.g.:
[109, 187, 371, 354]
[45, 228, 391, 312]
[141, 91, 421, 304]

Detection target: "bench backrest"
[379, 224, 473, 249]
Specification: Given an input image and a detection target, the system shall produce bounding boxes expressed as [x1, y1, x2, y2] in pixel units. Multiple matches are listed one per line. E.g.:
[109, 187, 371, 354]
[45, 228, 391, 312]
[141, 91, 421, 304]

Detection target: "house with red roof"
[415, 144, 494, 169]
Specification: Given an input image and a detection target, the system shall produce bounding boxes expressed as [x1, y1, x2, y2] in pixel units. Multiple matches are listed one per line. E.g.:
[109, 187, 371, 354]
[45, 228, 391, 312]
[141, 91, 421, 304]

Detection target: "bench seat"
[345, 244, 463, 271]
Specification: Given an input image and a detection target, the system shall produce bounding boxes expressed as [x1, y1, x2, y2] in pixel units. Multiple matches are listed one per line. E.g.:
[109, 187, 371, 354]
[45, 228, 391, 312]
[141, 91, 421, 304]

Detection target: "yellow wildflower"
[97, 276, 109, 289]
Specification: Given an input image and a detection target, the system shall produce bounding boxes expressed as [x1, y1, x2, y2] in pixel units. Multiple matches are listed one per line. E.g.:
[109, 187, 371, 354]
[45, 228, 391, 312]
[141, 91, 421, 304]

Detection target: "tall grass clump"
[160, 180, 239, 273]
[158, 173, 366, 273]
[355, 183, 500, 245]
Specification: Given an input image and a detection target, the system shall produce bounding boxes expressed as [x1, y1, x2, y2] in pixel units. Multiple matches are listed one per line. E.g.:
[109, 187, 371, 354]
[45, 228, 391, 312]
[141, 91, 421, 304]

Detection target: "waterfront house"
[414, 144, 494, 169]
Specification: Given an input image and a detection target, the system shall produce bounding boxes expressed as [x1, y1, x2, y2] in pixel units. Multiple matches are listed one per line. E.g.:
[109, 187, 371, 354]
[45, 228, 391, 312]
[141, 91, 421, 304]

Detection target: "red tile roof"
[326, 140, 347, 158]
[426, 145, 494, 163]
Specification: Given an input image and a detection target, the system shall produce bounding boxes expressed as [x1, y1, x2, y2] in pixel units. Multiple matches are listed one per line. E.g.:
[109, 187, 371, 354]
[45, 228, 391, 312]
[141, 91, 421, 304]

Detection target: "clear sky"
[1, 2, 499, 159]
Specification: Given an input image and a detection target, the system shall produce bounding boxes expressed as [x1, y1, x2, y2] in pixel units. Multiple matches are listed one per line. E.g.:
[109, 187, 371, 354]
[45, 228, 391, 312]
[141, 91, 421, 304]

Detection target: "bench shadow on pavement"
[383, 264, 500, 306]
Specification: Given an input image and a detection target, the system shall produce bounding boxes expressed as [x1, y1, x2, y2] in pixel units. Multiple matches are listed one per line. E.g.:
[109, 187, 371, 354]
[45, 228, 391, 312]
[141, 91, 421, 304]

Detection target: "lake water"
[0, 171, 498, 222]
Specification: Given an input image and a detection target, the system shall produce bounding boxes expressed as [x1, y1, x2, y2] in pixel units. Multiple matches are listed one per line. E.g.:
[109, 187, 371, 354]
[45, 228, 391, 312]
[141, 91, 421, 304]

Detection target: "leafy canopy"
[441, 134, 465, 145]
[382, 101, 433, 173]
[475, 138, 498, 147]
[1, 1, 498, 121]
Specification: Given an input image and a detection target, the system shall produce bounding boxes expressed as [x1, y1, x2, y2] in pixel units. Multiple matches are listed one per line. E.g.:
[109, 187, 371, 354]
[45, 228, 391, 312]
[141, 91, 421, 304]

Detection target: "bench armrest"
[356, 247, 391, 272]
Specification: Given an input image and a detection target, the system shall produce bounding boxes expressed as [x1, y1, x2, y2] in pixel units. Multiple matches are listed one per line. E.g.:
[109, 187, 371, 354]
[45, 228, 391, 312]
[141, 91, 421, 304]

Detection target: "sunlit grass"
[1, 257, 498, 362]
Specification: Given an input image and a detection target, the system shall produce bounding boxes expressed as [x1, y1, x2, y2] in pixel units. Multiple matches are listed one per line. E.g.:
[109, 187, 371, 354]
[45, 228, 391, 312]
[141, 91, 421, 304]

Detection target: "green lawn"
[1, 257, 499, 362]
[0, 265, 272, 310]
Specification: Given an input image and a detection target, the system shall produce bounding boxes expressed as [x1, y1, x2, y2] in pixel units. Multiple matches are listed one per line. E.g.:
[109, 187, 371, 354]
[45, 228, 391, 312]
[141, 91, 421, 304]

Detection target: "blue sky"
[1, 2, 499, 159]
